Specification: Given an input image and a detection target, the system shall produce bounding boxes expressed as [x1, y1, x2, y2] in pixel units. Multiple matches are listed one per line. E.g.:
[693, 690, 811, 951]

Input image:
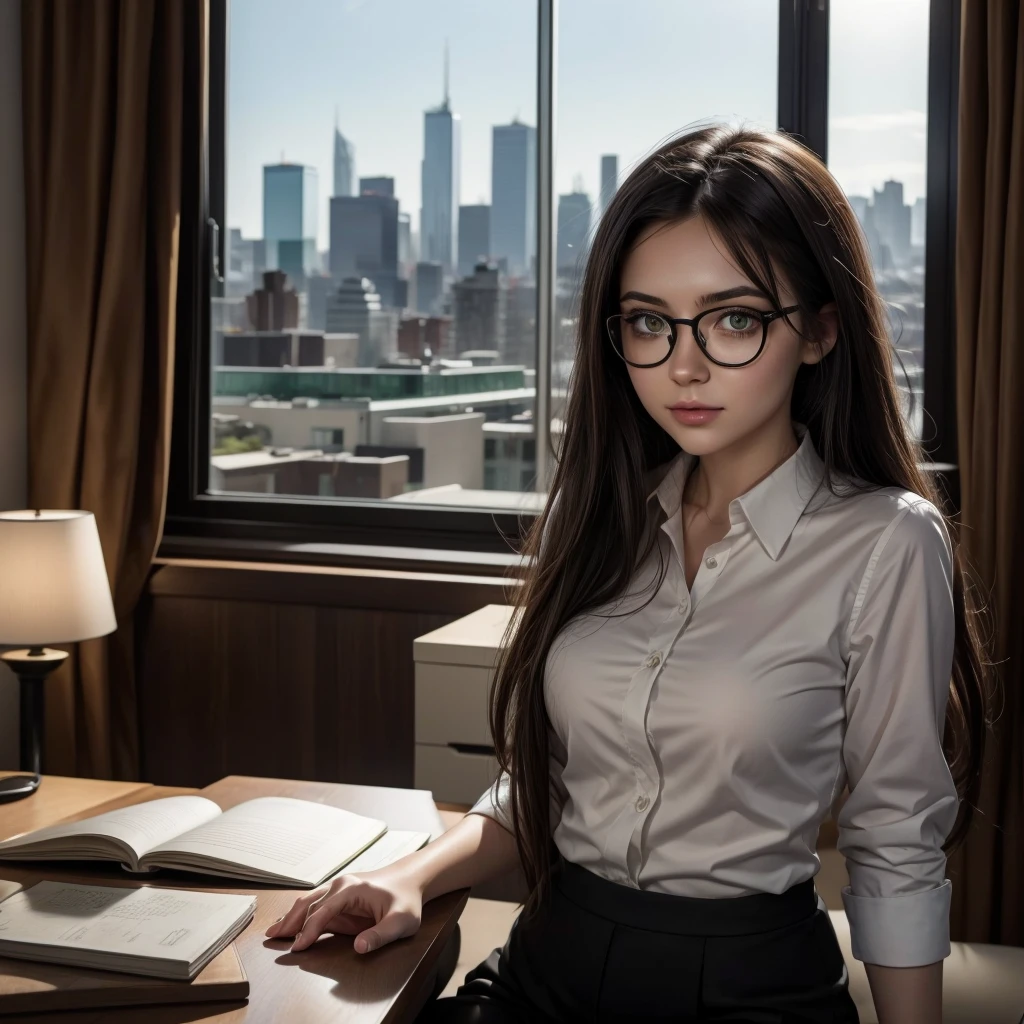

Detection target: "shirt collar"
[645, 422, 826, 560]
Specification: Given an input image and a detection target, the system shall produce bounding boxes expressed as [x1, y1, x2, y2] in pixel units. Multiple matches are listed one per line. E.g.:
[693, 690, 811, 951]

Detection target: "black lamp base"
[0, 647, 68, 801]
[0, 774, 40, 803]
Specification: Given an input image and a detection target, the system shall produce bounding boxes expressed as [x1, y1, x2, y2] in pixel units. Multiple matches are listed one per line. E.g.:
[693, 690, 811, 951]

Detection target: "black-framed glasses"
[606, 304, 801, 368]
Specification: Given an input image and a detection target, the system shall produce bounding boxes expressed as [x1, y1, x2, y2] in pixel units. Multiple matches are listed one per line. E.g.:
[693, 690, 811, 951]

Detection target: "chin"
[662, 420, 727, 455]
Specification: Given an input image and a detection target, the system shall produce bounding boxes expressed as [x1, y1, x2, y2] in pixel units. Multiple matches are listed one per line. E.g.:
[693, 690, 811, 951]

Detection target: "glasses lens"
[696, 307, 766, 365]
[609, 313, 673, 366]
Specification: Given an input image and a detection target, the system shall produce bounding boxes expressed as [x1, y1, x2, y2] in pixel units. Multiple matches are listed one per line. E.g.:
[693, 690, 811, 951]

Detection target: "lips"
[669, 404, 723, 411]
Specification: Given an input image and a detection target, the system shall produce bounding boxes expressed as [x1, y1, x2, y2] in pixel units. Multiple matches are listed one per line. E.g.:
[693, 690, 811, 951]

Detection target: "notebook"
[0, 936, 249, 1015]
[0, 880, 255, 981]
[0, 795, 430, 888]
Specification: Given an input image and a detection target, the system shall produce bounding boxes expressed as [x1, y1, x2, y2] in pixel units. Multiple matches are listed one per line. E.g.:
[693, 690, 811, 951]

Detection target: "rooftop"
[211, 448, 325, 472]
[214, 364, 528, 402]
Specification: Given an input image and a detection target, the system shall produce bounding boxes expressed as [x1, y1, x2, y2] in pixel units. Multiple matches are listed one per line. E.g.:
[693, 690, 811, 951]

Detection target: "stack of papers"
[0, 881, 256, 980]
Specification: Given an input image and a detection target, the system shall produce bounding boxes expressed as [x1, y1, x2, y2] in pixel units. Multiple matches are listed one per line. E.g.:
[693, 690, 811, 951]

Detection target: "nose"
[666, 324, 712, 383]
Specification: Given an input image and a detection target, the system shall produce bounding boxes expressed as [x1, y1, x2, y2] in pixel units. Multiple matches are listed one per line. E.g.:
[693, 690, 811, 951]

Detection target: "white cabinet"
[413, 604, 517, 806]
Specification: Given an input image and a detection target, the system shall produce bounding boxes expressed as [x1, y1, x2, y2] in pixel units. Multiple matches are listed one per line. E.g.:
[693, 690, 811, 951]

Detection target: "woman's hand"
[265, 867, 424, 954]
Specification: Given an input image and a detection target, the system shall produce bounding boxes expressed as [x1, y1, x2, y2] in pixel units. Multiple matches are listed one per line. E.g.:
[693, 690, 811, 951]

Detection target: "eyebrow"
[619, 286, 773, 308]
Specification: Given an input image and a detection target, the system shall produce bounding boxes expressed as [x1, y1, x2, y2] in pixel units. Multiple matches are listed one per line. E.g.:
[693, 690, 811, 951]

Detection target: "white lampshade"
[0, 510, 117, 646]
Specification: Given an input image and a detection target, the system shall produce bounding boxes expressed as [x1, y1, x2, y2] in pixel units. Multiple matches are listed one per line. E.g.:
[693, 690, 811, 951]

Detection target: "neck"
[684, 415, 800, 524]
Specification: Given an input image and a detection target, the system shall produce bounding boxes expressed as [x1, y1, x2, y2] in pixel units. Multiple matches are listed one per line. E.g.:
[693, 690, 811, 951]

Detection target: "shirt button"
[705, 555, 718, 568]
[645, 652, 662, 668]
[635, 794, 650, 812]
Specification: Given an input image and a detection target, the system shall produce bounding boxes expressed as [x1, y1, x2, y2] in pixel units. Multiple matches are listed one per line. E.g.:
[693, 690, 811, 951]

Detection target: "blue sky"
[227, 0, 930, 246]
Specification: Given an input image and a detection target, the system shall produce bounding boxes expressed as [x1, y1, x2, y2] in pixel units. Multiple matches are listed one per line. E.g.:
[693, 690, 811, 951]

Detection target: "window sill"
[156, 534, 527, 578]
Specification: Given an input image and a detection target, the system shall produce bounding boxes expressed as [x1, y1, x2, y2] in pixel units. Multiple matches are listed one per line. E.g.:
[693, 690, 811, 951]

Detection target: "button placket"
[690, 544, 731, 609]
[622, 633, 673, 818]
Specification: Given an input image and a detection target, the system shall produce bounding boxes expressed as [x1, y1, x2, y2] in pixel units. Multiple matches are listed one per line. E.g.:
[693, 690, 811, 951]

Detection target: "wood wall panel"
[137, 562, 515, 790]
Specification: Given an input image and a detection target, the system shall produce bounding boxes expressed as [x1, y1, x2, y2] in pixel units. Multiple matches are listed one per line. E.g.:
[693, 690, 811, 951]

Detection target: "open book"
[0, 796, 430, 888]
[0, 880, 255, 980]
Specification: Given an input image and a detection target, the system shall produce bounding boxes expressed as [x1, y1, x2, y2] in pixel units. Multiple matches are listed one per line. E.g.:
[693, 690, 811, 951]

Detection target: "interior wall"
[0, 0, 28, 767]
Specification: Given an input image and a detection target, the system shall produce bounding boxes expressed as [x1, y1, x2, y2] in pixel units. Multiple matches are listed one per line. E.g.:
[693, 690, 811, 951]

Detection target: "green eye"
[726, 313, 755, 331]
[633, 314, 667, 334]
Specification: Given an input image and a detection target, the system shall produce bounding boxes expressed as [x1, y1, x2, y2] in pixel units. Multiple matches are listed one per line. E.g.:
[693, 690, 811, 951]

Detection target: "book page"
[0, 797, 223, 866]
[142, 796, 388, 886]
[0, 881, 255, 969]
[326, 830, 430, 877]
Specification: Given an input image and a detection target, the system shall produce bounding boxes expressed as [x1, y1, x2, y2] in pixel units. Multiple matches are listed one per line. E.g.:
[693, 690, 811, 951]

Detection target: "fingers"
[292, 900, 417, 954]
[267, 877, 420, 954]
[291, 893, 360, 951]
[353, 909, 417, 954]
[265, 885, 330, 938]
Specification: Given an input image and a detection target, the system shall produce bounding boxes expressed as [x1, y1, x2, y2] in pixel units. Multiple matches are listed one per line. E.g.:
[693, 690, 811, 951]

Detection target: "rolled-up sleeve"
[837, 497, 959, 968]
[466, 725, 569, 837]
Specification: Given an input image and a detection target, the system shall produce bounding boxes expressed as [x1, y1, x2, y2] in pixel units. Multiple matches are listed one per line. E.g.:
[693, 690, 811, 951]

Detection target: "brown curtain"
[950, 0, 1024, 945]
[21, 1, 202, 780]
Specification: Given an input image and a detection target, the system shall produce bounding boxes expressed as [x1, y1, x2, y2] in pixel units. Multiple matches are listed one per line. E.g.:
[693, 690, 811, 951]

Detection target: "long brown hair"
[490, 125, 996, 922]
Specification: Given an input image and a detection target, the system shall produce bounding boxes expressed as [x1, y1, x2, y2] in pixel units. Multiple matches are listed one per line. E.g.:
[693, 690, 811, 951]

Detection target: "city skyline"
[227, 0, 929, 245]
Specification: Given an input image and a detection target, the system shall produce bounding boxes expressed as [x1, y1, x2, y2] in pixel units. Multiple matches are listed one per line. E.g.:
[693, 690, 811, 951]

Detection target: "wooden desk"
[0, 771, 154, 835]
[0, 774, 469, 1024]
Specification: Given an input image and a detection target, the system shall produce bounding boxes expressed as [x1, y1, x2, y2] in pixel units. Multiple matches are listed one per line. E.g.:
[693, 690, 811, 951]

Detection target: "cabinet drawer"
[415, 742, 499, 806]
[415, 661, 494, 746]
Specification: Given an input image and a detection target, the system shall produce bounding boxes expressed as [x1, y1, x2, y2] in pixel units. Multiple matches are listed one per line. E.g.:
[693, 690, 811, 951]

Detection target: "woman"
[265, 126, 994, 1023]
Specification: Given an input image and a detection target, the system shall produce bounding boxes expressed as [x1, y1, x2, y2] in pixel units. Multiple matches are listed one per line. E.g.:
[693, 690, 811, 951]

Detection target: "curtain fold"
[949, 0, 1024, 945]
[21, 0, 200, 780]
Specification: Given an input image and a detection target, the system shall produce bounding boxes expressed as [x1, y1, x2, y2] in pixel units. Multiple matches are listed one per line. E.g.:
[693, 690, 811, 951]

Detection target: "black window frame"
[163, 0, 960, 565]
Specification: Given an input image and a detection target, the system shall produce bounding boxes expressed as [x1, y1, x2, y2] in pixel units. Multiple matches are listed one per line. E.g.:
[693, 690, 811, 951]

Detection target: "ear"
[801, 301, 838, 365]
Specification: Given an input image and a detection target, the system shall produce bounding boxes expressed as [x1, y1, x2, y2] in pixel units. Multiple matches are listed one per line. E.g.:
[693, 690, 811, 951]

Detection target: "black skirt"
[419, 855, 860, 1023]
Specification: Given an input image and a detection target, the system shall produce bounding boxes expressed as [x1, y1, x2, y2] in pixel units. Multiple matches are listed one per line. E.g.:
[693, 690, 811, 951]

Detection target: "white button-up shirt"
[467, 422, 958, 969]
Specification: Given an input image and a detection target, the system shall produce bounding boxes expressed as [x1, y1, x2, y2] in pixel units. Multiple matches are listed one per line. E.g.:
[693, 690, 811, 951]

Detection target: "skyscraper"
[557, 188, 592, 280]
[326, 277, 397, 366]
[359, 177, 395, 197]
[458, 205, 491, 279]
[599, 155, 619, 220]
[329, 193, 401, 308]
[491, 120, 536, 279]
[871, 179, 912, 266]
[398, 213, 412, 274]
[415, 261, 445, 316]
[333, 113, 355, 198]
[420, 44, 461, 275]
[263, 163, 318, 283]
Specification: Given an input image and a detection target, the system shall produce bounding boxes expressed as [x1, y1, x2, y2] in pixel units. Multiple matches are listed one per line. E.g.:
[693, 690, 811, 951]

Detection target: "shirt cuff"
[465, 774, 513, 834]
[841, 879, 952, 967]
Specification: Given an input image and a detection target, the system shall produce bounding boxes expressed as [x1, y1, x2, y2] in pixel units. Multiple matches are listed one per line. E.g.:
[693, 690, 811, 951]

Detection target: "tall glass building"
[333, 125, 355, 198]
[263, 163, 318, 284]
[420, 100, 461, 275]
[556, 190, 592, 279]
[491, 120, 536, 279]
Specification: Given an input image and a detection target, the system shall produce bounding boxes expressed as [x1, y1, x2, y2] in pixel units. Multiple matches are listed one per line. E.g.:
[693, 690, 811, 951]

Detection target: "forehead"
[619, 214, 787, 302]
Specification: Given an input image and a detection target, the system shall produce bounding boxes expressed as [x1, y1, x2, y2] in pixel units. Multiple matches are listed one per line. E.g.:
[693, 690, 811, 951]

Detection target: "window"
[212, 0, 539, 518]
[829, 0, 931, 440]
[555, 0, 778, 391]
[167, 0, 959, 556]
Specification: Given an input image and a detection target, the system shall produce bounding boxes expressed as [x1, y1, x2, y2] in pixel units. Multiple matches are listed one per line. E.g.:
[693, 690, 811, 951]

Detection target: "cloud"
[830, 110, 927, 132]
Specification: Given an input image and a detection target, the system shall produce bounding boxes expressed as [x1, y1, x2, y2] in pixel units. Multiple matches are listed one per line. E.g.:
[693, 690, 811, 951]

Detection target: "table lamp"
[0, 510, 117, 802]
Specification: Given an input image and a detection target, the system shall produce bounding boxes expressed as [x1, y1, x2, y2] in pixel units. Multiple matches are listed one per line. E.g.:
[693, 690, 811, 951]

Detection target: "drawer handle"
[447, 743, 496, 756]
